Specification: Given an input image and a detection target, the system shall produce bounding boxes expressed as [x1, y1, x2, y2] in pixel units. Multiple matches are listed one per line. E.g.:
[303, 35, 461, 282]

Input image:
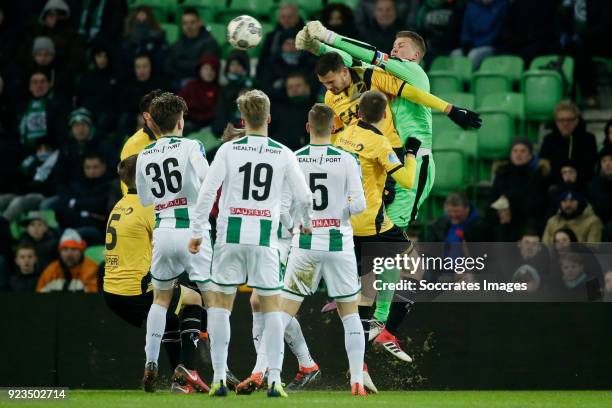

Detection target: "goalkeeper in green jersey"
[296, 23, 481, 360]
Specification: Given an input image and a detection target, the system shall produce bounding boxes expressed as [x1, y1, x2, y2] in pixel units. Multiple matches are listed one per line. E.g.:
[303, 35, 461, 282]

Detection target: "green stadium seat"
[161, 23, 179, 44]
[188, 128, 221, 154]
[177, 0, 225, 24]
[207, 22, 227, 45]
[433, 131, 478, 184]
[429, 56, 473, 93]
[479, 92, 525, 121]
[430, 75, 462, 94]
[476, 111, 514, 160]
[432, 112, 462, 136]
[438, 92, 475, 110]
[528, 55, 574, 91]
[280, 0, 324, 17]
[521, 72, 563, 122]
[85, 245, 106, 265]
[431, 149, 467, 196]
[475, 55, 524, 82]
[216, 0, 275, 23]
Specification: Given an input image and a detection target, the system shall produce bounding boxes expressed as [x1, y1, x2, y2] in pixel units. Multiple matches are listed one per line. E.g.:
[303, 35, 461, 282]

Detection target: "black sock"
[162, 313, 181, 370]
[180, 305, 202, 370]
[385, 300, 413, 336]
[358, 305, 373, 354]
[200, 307, 208, 333]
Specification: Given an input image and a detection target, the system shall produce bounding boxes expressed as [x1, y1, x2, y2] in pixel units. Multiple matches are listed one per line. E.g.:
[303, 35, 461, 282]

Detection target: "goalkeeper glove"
[305, 21, 338, 44]
[448, 105, 482, 130]
[404, 137, 421, 157]
[383, 186, 396, 206]
[295, 28, 321, 56]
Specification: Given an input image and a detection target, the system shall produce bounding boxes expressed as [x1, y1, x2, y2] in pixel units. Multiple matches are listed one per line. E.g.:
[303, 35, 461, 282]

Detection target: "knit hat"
[32, 37, 55, 55]
[510, 138, 533, 154]
[58, 228, 86, 251]
[68, 108, 93, 127]
[19, 211, 47, 227]
[39, 0, 70, 24]
[559, 190, 585, 203]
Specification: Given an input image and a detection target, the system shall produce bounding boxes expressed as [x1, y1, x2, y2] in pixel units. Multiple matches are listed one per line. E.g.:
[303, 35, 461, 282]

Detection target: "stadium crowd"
[0, 0, 611, 296]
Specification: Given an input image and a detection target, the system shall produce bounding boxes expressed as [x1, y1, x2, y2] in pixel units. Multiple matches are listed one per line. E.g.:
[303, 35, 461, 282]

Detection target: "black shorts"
[354, 225, 410, 276]
[103, 287, 182, 328]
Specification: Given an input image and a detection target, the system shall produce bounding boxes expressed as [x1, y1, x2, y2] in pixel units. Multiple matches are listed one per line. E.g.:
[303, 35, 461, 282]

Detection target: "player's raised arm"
[303, 21, 482, 130]
[346, 155, 366, 215]
[191, 144, 227, 241]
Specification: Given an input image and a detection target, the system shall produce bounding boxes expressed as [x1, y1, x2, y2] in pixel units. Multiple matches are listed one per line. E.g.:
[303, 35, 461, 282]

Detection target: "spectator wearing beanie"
[36, 228, 98, 292]
[542, 191, 603, 244]
[586, 145, 612, 241]
[211, 50, 253, 137]
[546, 159, 583, 219]
[178, 55, 220, 134]
[540, 101, 598, 185]
[20, 0, 85, 90]
[18, 211, 59, 270]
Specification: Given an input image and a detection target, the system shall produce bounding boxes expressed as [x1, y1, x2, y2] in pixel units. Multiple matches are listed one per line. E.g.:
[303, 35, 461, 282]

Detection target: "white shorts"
[209, 243, 281, 295]
[151, 228, 213, 291]
[282, 247, 360, 302]
[278, 237, 292, 267]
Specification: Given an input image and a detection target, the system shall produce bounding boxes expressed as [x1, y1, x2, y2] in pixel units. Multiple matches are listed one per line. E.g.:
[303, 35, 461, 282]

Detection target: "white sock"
[145, 303, 167, 364]
[284, 316, 315, 368]
[252, 312, 268, 374]
[342, 313, 365, 385]
[263, 311, 284, 385]
[208, 307, 231, 384]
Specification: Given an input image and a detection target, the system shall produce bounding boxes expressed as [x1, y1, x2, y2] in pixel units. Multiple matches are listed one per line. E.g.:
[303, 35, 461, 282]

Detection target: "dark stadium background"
[0, 0, 611, 391]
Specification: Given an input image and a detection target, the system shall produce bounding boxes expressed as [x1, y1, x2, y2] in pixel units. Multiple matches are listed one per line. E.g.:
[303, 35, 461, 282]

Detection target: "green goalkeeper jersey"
[320, 42, 433, 149]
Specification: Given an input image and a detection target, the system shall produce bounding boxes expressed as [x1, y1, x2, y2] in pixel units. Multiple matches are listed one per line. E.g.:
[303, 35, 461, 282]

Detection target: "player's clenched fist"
[188, 238, 202, 254]
[305, 21, 337, 44]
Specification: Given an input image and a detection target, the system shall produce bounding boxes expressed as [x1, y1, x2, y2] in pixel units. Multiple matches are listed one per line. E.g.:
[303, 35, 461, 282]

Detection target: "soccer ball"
[227, 15, 262, 50]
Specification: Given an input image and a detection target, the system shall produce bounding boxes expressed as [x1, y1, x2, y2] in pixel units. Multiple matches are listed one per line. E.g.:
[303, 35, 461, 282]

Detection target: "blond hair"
[555, 100, 580, 118]
[236, 89, 270, 129]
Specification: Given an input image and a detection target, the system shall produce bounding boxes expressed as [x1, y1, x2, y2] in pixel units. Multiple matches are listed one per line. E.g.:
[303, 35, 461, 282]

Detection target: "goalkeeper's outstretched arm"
[302, 22, 483, 130]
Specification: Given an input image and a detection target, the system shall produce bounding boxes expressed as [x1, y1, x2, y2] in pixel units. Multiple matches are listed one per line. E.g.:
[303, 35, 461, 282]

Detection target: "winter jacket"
[542, 204, 603, 243]
[460, 0, 508, 48]
[36, 257, 98, 292]
[177, 55, 220, 125]
[166, 29, 220, 82]
[586, 175, 612, 225]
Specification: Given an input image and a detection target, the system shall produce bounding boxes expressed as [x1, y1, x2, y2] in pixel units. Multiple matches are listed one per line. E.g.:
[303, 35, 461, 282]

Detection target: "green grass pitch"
[4, 390, 611, 408]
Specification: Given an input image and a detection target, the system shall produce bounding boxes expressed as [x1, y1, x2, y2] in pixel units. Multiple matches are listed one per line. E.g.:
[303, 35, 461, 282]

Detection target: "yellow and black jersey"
[325, 66, 404, 149]
[334, 121, 404, 236]
[103, 192, 154, 296]
[119, 126, 157, 194]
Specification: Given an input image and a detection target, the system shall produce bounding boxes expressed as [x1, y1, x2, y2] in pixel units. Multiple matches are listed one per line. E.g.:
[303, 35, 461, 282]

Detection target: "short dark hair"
[286, 71, 309, 83]
[139, 89, 164, 114]
[182, 7, 200, 18]
[358, 90, 387, 123]
[83, 152, 106, 165]
[315, 52, 345, 77]
[445, 191, 470, 208]
[308, 103, 335, 136]
[15, 242, 36, 255]
[118, 155, 138, 189]
[150, 92, 188, 133]
[396, 31, 427, 57]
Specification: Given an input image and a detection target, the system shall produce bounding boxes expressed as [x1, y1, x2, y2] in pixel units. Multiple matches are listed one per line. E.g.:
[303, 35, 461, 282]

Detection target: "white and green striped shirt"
[289, 144, 365, 252]
[191, 135, 312, 248]
[136, 137, 209, 229]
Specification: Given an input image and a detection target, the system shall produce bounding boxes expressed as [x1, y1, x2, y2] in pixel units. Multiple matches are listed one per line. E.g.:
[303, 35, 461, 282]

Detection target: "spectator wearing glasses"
[539, 101, 598, 186]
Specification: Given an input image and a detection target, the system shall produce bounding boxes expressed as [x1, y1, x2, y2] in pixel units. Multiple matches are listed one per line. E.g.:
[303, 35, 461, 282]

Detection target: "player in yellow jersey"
[103, 155, 210, 394]
[118, 90, 163, 194]
[333, 90, 421, 392]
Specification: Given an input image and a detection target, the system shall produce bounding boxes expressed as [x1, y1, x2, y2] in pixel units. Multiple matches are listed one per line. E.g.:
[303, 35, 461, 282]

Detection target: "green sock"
[373, 267, 400, 323]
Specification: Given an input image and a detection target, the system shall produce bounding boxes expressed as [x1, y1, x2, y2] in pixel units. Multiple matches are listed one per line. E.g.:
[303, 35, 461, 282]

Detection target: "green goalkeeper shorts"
[386, 154, 435, 228]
